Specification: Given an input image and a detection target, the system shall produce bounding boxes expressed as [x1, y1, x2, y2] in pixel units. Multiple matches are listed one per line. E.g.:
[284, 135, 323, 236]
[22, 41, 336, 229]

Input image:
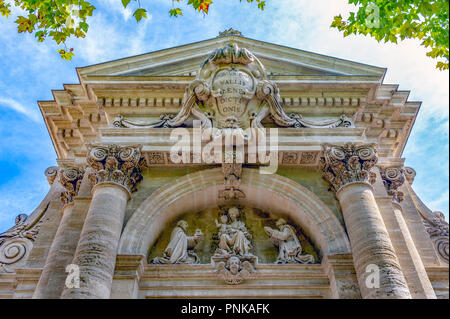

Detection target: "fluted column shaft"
[336, 182, 410, 298]
[34, 166, 85, 298]
[321, 143, 411, 299]
[61, 183, 129, 299]
[61, 144, 144, 299]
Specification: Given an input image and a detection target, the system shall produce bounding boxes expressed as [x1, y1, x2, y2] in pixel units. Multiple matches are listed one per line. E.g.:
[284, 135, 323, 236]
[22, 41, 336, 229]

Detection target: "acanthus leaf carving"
[86, 144, 145, 193]
[320, 143, 378, 193]
[379, 166, 406, 202]
[59, 166, 85, 205]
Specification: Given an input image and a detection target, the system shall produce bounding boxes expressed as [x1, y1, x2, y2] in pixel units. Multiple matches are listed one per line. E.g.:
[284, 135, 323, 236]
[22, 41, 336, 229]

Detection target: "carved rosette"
[86, 144, 145, 193]
[0, 214, 42, 273]
[59, 167, 84, 205]
[379, 166, 406, 202]
[423, 212, 449, 264]
[320, 143, 378, 192]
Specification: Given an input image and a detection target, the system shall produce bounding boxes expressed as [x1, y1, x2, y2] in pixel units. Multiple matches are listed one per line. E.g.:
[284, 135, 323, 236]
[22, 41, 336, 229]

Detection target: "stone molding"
[86, 144, 145, 193]
[320, 143, 378, 193]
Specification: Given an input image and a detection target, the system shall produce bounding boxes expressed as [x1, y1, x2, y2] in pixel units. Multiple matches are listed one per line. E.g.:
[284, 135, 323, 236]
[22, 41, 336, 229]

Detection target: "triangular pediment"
[77, 35, 386, 80]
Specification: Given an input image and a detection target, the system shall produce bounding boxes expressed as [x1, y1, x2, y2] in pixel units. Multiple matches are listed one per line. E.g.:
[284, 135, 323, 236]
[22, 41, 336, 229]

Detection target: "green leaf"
[121, 0, 131, 8]
[169, 8, 183, 17]
[133, 8, 147, 22]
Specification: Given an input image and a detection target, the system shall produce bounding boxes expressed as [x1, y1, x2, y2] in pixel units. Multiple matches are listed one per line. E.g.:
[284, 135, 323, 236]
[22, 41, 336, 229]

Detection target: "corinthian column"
[321, 143, 411, 299]
[33, 166, 85, 298]
[61, 145, 144, 299]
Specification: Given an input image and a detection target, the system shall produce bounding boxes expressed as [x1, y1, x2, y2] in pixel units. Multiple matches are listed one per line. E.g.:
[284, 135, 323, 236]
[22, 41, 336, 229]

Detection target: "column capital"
[59, 166, 85, 206]
[86, 144, 146, 193]
[44, 166, 59, 185]
[320, 143, 378, 193]
[379, 166, 406, 203]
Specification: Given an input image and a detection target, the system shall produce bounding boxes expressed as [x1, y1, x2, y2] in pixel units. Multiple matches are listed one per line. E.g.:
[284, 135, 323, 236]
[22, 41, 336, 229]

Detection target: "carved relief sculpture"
[151, 220, 204, 264]
[113, 42, 354, 132]
[212, 207, 257, 284]
[216, 255, 255, 285]
[264, 218, 315, 264]
[214, 207, 253, 257]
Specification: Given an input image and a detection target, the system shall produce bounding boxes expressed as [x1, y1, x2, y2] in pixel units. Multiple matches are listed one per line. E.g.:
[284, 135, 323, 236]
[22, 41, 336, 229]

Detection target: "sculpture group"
[150, 207, 315, 284]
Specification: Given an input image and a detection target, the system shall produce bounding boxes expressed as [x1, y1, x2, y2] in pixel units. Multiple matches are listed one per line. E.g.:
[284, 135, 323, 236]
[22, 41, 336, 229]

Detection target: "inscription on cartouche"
[213, 69, 253, 116]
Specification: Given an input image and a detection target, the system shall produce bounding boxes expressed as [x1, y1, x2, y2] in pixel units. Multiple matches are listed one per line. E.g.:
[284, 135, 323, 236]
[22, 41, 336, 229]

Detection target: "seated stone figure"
[151, 220, 203, 264]
[215, 207, 253, 257]
[264, 218, 315, 264]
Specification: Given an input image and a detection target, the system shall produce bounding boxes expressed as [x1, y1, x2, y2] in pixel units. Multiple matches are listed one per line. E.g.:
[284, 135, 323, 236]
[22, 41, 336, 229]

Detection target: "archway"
[118, 167, 351, 257]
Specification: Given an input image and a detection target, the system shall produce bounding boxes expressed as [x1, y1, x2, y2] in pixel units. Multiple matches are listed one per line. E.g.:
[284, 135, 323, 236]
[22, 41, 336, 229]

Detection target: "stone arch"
[118, 168, 351, 257]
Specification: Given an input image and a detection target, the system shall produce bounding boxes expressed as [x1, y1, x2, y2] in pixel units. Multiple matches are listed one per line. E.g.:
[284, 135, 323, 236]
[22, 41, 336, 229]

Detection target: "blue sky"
[0, 0, 448, 232]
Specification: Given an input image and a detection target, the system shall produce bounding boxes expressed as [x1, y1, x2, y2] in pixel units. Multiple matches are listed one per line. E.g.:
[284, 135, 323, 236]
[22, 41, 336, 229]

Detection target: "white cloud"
[0, 97, 40, 122]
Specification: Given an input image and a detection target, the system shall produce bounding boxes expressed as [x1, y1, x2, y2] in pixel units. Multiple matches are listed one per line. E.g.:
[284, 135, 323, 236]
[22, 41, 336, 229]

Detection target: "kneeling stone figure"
[264, 218, 315, 264]
[151, 220, 204, 264]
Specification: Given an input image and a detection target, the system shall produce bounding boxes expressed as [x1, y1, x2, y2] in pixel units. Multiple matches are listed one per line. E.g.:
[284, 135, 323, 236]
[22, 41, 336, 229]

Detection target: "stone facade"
[0, 31, 448, 299]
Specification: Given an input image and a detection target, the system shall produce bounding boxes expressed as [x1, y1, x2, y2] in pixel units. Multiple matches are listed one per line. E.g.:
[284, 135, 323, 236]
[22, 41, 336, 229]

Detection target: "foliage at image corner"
[0, 0, 448, 71]
[331, 0, 449, 71]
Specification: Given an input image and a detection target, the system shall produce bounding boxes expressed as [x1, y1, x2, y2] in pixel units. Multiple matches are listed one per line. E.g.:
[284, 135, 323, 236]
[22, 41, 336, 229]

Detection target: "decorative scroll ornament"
[59, 166, 84, 205]
[86, 144, 146, 193]
[423, 211, 449, 264]
[320, 143, 378, 193]
[44, 166, 59, 185]
[264, 218, 315, 264]
[379, 166, 406, 202]
[0, 214, 42, 273]
[151, 220, 204, 264]
[403, 166, 416, 185]
[113, 43, 353, 133]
